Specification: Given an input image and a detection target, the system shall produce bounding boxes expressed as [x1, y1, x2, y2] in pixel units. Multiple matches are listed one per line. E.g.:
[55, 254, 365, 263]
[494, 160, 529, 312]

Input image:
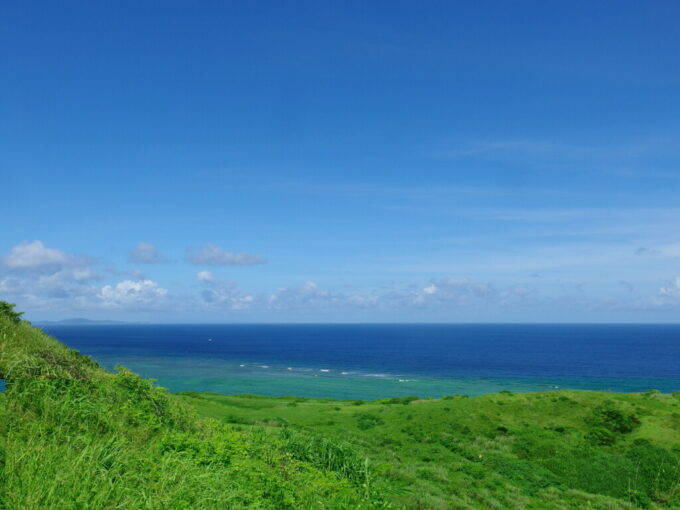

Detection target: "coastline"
[39, 323, 680, 400]
[84, 355, 680, 399]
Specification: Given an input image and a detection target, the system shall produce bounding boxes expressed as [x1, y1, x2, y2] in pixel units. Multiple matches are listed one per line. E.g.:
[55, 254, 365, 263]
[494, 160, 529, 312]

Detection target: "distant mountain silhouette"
[35, 318, 132, 326]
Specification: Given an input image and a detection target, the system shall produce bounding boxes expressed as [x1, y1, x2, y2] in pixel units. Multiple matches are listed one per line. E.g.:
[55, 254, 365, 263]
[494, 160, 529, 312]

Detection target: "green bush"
[0, 301, 23, 324]
[585, 404, 641, 444]
[587, 426, 617, 446]
[381, 396, 418, 405]
[355, 413, 385, 430]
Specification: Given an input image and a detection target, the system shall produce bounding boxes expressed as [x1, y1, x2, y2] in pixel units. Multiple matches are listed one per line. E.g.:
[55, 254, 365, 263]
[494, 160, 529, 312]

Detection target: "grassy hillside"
[0, 314, 386, 509]
[178, 391, 680, 509]
[2, 311, 680, 509]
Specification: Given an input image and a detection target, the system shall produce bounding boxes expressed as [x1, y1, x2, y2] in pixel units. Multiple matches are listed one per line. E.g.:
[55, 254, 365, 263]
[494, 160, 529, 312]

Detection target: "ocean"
[42, 324, 680, 400]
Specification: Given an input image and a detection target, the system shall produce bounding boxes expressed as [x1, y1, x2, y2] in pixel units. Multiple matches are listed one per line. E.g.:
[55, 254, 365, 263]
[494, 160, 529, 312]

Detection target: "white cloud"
[72, 267, 97, 281]
[0, 241, 99, 304]
[189, 243, 266, 266]
[264, 278, 510, 312]
[97, 280, 168, 310]
[6, 241, 670, 320]
[197, 270, 216, 283]
[422, 284, 437, 295]
[267, 281, 345, 310]
[627, 277, 680, 311]
[197, 272, 255, 310]
[0, 277, 25, 295]
[377, 278, 501, 309]
[659, 277, 680, 298]
[128, 242, 169, 264]
[2, 240, 68, 269]
[0, 242, 170, 314]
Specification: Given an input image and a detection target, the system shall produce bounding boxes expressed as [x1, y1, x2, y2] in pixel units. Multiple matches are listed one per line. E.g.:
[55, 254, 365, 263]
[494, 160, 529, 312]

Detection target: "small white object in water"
[239, 364, 245, 367]
[320, 369, 330, 372]
[260, 365, 270, 368]
[287, 367, 293, 370]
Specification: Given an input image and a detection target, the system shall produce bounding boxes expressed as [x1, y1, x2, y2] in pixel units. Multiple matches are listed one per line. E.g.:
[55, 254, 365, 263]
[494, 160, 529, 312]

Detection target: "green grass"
[177, 390, 680, 509]
[1, 313, 680, 509]
[0, 315, 387, 509]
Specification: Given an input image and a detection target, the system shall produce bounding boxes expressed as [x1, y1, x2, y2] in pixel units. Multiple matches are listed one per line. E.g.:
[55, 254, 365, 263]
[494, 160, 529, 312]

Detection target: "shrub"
[585, 405, 641, 444]
[382, 396, 418, 405]
[0, 301, 23, 324]
[587, 426, 616, 446]
[355, 413, 385, 430]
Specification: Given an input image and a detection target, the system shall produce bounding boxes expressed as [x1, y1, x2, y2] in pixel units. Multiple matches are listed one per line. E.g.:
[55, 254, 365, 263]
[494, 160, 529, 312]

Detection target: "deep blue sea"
[42, 324, 680, 400]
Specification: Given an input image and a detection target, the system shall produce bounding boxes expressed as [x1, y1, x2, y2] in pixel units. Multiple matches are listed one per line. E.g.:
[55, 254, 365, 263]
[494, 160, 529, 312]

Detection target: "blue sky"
[2, 1, 680, 322]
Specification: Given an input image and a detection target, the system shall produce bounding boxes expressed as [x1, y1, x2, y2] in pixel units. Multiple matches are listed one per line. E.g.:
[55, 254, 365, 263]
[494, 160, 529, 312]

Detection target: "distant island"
[35, 318, 134, 326]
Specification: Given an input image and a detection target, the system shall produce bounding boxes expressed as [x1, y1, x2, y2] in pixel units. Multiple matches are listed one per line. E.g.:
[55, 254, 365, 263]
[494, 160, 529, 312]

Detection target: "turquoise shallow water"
[162, 375, 680, 400]
[69, 353, 680, 400]
[43, 324, 680, 400]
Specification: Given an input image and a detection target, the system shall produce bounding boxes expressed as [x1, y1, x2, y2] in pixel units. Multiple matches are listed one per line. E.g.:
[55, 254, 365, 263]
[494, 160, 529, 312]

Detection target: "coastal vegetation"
[179, 391, 680, 509]
[1, 305, 679, 509]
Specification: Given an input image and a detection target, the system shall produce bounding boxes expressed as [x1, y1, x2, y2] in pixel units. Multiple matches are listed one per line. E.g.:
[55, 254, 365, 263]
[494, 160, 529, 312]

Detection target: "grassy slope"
[177, 391, 680, 509]
[1, 316, 680, 509]
[0, 317, 385, 510]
